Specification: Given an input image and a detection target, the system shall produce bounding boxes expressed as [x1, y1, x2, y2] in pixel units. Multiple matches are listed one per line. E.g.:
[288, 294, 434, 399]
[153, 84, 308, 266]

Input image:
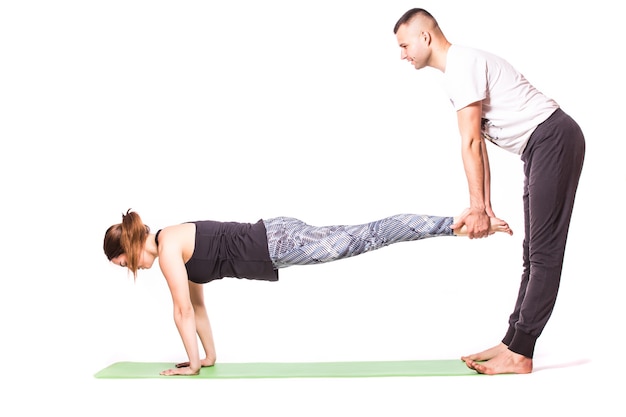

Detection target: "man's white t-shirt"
[443, 45, 559, 155]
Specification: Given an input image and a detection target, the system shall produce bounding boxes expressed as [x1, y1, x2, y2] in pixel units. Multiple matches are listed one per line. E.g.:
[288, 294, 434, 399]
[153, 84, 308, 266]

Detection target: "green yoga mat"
[94, 359, 479, 379]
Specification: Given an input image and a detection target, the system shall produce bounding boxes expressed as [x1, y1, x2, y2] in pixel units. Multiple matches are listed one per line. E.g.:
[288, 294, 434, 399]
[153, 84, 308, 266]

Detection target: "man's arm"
[480, 138, 495, 217]
[453, 101, 491, 238]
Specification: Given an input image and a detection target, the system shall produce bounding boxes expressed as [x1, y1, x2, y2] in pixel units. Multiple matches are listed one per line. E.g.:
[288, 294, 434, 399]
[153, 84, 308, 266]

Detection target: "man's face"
[395, 23, 430, 70]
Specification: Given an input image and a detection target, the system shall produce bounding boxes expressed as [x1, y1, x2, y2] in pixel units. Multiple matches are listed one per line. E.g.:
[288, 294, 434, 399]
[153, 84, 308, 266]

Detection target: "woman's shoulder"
[157, 223, 197, 263]
[157, 223, 196, 246]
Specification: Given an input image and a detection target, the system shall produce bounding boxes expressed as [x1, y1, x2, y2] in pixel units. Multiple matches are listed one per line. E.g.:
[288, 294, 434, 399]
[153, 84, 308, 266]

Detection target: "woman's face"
[111, 251, 156, 271]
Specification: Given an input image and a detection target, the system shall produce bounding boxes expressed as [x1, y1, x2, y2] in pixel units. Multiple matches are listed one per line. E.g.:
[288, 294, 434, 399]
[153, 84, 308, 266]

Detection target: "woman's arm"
[157, 227, 201, 376]
[175, 282, 217, 368]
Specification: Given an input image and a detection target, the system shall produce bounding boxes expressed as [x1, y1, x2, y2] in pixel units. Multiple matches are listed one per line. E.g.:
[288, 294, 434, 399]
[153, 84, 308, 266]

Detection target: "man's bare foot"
[452, 210, 513, 236]
[461, 343, 533, 375]
[461, 342, 509, 362]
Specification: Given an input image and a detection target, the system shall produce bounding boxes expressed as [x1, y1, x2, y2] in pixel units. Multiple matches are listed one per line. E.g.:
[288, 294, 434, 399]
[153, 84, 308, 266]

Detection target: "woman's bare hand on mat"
[175, 357, 215, 368]
[160, 366, 200, 376]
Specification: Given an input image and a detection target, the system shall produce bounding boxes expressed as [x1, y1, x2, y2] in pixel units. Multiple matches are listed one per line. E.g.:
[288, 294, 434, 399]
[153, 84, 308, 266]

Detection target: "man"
[393, 8, 585, 374]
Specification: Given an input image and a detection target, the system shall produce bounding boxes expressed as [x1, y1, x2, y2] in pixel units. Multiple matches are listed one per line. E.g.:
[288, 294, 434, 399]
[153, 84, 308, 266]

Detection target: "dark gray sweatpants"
[504, 108, 585, 358]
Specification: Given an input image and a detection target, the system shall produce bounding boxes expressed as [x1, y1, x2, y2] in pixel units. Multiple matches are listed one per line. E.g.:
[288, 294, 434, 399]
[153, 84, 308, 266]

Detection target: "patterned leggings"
[263, 214, 454, 269]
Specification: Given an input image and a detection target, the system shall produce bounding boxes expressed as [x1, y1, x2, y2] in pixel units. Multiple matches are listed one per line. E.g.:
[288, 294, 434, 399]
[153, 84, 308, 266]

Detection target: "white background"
[1, 0, 624, 415]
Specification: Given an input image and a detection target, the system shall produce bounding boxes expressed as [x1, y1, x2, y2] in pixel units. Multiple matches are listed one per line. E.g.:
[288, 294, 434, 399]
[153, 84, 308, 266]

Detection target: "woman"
[103, 209, 512, 376]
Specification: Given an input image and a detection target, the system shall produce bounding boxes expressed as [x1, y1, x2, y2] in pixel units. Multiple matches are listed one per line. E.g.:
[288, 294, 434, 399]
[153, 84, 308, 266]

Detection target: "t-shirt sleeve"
[445, 52, 488, 111]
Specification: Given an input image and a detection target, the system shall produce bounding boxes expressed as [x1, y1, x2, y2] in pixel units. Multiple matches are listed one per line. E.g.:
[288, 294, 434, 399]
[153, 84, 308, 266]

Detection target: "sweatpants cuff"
[508, 330, 537, 359]
[502, 326, 516, 346]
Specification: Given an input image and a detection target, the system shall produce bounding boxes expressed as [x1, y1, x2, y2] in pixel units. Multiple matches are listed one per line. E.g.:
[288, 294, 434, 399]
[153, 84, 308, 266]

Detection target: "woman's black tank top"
[156, 219, 278, 284]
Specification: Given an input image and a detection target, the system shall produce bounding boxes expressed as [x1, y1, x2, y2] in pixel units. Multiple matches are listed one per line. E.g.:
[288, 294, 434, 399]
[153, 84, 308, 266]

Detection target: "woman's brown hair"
[103, 209, 150, 277]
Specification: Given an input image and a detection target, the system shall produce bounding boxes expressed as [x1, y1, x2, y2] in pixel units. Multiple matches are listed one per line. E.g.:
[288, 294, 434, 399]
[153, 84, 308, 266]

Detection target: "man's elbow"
[461, 137, 484, 157]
